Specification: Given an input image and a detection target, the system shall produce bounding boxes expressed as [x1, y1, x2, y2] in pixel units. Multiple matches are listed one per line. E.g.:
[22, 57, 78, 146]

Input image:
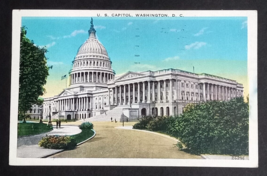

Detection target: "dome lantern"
[88, 18, 96, 39]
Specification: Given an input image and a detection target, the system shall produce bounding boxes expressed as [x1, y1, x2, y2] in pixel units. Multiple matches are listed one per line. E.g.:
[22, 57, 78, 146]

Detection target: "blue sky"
[21, 17, 248, 98]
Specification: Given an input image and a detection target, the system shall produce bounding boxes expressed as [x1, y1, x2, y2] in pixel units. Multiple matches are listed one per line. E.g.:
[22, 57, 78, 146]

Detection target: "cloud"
[47, 35, 60, 40]
[185, 42, 207, 50]
[39, 41, 56, 48]
[130, 64, 157, 71]
[163, 56, 180, 62]
[47, 61, 64, 65]
[193, 27, 208, 36]
[63, 29, 87, 38]
[128, 22, 133, 26]
[241, 21, 247, 29]
[95, 25, 106, 30]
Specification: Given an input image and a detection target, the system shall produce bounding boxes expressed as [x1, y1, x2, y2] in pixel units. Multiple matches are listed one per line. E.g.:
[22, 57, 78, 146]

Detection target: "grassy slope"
[18, 123, 53, 137]
[71, 129, 94, 144]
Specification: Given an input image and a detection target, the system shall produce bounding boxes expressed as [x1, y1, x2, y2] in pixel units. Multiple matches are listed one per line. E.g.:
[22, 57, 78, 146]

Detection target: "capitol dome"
[70, 18, 115, 88]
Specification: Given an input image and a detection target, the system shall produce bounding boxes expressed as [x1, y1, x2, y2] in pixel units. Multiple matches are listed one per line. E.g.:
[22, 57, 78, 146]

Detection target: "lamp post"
[39, 105, 43, 123]
[48, 105, 52, 125]
[121, 112, 124, 127]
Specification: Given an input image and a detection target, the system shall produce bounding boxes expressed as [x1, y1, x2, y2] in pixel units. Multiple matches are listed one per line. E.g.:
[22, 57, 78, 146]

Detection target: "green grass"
[71, 129, 94, 144]
[18, 122, 53, 137]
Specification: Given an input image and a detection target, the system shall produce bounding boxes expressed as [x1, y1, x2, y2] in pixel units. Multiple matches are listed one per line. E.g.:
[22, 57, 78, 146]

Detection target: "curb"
[77, 129, 96, 146]
[41, 149, 64, 158]
[200, 155, 206, 159]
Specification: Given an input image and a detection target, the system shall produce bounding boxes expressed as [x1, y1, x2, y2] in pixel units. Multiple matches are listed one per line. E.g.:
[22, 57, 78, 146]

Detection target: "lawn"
[18, 122, 53, 137]
[71, 129, 95, 144]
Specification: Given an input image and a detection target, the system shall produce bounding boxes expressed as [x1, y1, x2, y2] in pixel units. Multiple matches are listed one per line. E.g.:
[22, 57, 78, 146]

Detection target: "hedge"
[133, 97, 249, 155]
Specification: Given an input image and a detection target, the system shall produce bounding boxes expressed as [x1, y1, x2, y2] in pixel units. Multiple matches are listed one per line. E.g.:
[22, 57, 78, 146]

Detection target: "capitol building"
[41, 19, 244, 121]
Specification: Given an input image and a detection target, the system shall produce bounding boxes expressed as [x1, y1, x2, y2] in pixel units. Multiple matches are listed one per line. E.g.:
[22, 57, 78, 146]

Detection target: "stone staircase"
[87, 106, 126, 122]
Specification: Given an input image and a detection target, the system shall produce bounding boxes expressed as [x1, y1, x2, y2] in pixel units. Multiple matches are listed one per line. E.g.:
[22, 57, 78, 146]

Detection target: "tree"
[19, 27, 49, 122]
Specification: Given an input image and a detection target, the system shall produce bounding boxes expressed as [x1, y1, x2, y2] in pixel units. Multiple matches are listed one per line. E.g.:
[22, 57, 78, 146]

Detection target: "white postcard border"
[10, 10, 258, 167]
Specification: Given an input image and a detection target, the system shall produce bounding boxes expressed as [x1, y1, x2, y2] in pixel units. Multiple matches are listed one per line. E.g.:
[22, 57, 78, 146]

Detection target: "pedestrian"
[56, 119, 58, 128]
[59, 120, 61, 128]
[115, 119, 117, 123]
[111, 117, 113, 122]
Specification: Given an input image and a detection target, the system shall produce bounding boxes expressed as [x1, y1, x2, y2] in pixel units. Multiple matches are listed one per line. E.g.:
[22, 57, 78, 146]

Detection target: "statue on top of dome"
[89, 17, 96, 36]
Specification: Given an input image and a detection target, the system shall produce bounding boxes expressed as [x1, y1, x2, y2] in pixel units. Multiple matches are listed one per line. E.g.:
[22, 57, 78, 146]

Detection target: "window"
[181, 83, 184, 87]
[191, 84, 193, 88]
[186, 84, 189, 88]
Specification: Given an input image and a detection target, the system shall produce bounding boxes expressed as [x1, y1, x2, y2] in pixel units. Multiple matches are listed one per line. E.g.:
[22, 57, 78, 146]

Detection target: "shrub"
[79, 122, 93, 130]
[133, 116, 153, 129]
[175, 97, 249, 155]
[39, 135, 77, 149]
[146, 116, 170, 132]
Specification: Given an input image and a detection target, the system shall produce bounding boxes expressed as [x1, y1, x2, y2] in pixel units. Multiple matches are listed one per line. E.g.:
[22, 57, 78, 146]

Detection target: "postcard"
[10, 10, 257, 167]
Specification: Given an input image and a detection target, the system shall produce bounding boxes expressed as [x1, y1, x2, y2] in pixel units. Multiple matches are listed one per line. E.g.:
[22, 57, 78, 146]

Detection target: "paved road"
[51, 122, 201, 159]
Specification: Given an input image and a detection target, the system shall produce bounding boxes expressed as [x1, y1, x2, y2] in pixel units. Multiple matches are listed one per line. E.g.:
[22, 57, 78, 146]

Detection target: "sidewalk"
[17, 125, 81, 158]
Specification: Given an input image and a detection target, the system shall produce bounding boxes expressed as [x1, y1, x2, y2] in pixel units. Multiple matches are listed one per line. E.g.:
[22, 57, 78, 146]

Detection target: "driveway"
[51, 121, 201, 159]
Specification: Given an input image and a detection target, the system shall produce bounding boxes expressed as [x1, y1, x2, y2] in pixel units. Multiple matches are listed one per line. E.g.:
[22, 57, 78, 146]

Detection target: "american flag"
[61, 75, 66, 80]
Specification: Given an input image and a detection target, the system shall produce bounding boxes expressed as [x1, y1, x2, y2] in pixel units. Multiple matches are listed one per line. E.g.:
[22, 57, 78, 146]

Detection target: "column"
[104, 73, 106, 83]
[101, 96, 103, 109]
[111, 88, 114, 105]
[119, 85, 122, 105]
[128, 84, 131, 105]
[226, 87, 228, 100]
[213, 84, 214, 100]
[152, 81, 155, 101]
[220, 86, 222, 100]
[222, 86, 224, 100]
[203, 83, 206, 101]
[133, 83, 135, 103]
[138, 82, 140, 103]
[87, 72, 89, 82]
[123, 85, 126, 105]
[170, 79, 173, 102]
[83, 97, 85, 110]
[158, 81, 161, 102]
[115, 86, 118, 105]
[79, 98, 81, 111]
[198, 84, 201, 101]
[178, 80, 180, 100]
[142, 82, 145, 103]
[108, 88, 110, 105]
[207, 84, 210, 100]
[147, 81, 151, 103]
[163, 80, 166, 102]
[88, 97, 91, 109]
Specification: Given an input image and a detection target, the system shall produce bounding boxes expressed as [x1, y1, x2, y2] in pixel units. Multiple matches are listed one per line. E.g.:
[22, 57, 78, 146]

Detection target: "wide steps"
[88, 107, 125, 122]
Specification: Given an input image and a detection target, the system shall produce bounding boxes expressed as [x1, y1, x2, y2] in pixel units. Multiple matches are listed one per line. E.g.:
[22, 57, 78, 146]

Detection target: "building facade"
[42, 19, 244, 121]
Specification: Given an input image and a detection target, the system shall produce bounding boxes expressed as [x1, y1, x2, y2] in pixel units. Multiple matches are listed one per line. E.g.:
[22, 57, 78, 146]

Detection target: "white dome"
[77, 36, 108, 56]
[76, 19, 108, 57]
